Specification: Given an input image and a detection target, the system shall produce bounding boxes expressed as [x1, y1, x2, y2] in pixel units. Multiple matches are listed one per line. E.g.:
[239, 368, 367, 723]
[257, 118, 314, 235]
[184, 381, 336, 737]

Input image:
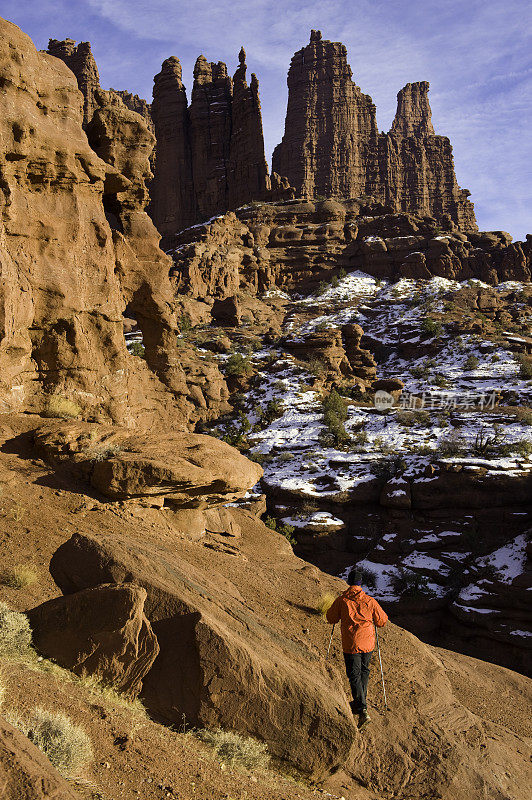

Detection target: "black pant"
[344, 651, 372, 713]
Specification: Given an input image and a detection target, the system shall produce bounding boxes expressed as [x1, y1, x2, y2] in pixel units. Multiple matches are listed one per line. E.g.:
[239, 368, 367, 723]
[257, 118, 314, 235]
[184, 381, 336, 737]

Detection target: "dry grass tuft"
[197, 728, 269, 771]
[76, 673, 147, 718]
[315, 592, 336, 617]
[44, 395, 82, 419]
[0, 564, 38, 590]
[6, 706, 93, 777]
[0, 602, 33, 657]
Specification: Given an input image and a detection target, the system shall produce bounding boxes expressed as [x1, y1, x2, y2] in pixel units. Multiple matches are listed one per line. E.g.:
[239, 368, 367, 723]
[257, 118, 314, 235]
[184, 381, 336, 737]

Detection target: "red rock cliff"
[273, 31, 477, 231]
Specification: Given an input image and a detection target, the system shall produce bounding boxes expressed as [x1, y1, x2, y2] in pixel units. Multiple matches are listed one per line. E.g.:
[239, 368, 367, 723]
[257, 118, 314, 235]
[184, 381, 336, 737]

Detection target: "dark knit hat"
[347, 567, 363, 586]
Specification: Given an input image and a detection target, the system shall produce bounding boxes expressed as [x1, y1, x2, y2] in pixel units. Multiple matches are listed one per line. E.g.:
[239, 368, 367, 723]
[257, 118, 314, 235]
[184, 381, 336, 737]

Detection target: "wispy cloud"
[2, 0, 530, 238]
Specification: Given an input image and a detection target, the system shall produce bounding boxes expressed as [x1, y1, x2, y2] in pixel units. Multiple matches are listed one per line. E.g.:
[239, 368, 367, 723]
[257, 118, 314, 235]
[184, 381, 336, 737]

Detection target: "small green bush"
[130, 342, 145, 358]
[307, 357, 326, 377]
[224, 353, 254, 378]
[391, 568, 435, 598]
[263, 399, 284, 422]
[264, 516, 296, 545]
[177, 313, 193, 333]
[0, 565, 37, 590]
[517, 354, 532, 379]
[464, 355, 480, 370]
[87, 443, 123, 462]
[278, 452, 294, 462]
[10, 708, 93, 778]
[197, 728, 269, 771]
[0, 602, 33, 657]
[437, 432, 465, 457]
[421, 318, 443, 338]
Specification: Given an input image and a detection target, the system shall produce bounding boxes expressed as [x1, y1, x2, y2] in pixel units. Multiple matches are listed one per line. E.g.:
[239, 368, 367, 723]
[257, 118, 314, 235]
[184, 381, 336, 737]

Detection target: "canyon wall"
[272, 31, 477, 230]
[0, 20, 228, 427]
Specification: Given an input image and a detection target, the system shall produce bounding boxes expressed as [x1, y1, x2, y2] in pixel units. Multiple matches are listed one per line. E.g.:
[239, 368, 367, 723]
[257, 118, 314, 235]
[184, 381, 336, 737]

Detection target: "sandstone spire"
[390, 81, 435, 138]
[227, 48, 271, 209]
[47, 38, 101, 126]
[150, 57, 197, 237]
[189, 56, 233, 220]
[273, 32, 477, 230]
[272, 30, 379, 199]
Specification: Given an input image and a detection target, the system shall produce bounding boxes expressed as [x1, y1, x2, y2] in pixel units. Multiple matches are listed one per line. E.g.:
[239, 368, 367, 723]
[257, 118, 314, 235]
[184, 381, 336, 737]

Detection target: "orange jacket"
[326, 586, 388, 654]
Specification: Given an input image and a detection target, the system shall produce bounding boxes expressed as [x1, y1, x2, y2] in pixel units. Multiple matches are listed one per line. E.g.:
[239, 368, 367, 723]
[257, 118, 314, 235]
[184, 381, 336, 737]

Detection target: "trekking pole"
[326, 623, 336, 659]
[374, 624, 388, 710]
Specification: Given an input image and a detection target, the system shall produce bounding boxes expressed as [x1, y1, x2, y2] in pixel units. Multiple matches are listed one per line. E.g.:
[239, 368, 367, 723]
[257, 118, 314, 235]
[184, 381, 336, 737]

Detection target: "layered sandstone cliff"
[1, 20, 228, 427]
[273, 31, 477, 230]
[168, 199, 531, 304]
[150, 50, 293, 241]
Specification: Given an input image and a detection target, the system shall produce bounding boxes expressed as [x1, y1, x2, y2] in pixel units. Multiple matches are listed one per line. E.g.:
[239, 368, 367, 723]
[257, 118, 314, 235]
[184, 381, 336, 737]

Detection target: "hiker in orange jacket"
[326, 567, 388, 729]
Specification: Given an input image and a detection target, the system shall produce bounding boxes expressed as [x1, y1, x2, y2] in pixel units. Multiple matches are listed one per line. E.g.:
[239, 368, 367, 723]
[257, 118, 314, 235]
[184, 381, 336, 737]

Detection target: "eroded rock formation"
[49, 522, 354, 779]
[47, 37, 100, 126]
[28, 584, 159, 697]
[150, 50, 293, 241]
[0, 20, 228, 427]
[273, 31, 477, 230]
[168, 199, 531, 306]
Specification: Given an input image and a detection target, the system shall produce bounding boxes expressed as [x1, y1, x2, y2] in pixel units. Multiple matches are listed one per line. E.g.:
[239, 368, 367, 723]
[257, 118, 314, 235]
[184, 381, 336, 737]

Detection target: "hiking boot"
[357, 709, 371, 730]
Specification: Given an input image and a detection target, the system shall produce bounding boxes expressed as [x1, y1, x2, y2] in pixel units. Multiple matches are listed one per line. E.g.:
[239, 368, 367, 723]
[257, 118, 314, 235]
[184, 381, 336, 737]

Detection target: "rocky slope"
[1, 414, 531, 800]
[272, 31, 477, 230]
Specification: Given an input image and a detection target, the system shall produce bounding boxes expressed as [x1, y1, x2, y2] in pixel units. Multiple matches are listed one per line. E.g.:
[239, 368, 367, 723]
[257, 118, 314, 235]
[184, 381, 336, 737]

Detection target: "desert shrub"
[370, 456, 406, 480]
[316, 592, 335, 617]
[278, 452, 294, 462]
[472, 426, 507, 457]
[10, 708, 92, 778]
[337, 268, 347, 280]
[221, 428, 248, 449]
[357, 565, 377, 590]
[88, 443, 123, 462]
[177, 313, 193, 333]
[263, 399, 284, 422]
[130, 342, 145, 358]
[437, 431, 465, 457]
[421, 318, 443, 338]
[0, 565, 37, 590]
[197, 728, 269, 771]
[391, 568, 435, 598]
[264, 516, 296, 544]
[350, 430, 368, 447]
[491, 353, 500, 362]
[395, 410, 415, 427]
[322, 390, 350, 445]
[517, 354, 532, 379]
[433, 374, 448, 388]
[0, 602, 33, 657]
[44, 395, 81, 420]
[464, 355, 480, 370]
[307, 357, 326, 377]
[372, 437, 395, 456]
[507, 439, 532, 458]
[224, 353, 254, 378]
[315, 321, 329, 332]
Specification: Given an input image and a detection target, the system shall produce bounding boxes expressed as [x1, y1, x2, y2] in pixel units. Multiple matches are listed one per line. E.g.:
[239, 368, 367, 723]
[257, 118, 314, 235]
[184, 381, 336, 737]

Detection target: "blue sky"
[3, 0, 531, 239]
